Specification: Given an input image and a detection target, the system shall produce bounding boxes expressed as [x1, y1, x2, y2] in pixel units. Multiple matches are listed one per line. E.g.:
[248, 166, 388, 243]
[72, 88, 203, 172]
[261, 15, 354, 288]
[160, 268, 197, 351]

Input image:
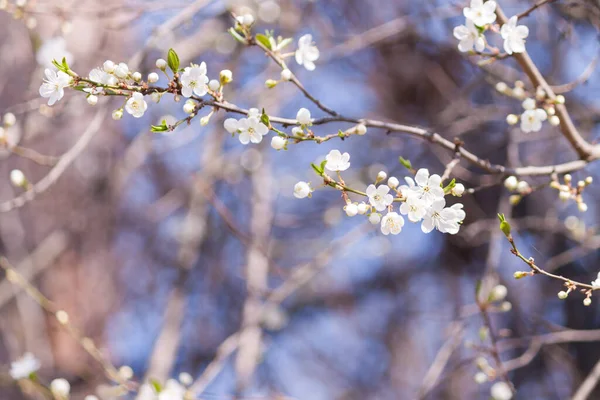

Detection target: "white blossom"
[295, 34, 320, 71]
[296, 108, 312, 125]
[39, 68, 71, 106]
[158, 379, 186, 400]
[388, 176, 400, 189]
[367, 184, 394, 211]
[501, 16, 529, 55]
[421, 198, 461, 234]
[400, 195, 428, 222]
[36, 37, 73, 68]
[463, 0, 497, 27]
[237, 117, 269, 144]
[3, 112, 16, 127]
[247, 108, 261, 118]
[10, 353, 40, 380]
[520, 109, 547, 133]
[324, 149, 350, 172]
[407, 168, 445, 204]
[381, 212, 405, 235]
[591, 272, 600, 289]
[453, 18, 485, 52]
[294, 181, 312, 198]
[125, 92, 148, 118]
[181, 63, 209, 97]
[89, 67, 118, 87]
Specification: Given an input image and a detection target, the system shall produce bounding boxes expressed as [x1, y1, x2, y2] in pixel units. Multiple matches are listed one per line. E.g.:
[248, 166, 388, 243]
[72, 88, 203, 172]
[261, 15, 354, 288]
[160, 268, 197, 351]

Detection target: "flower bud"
[584, 297, 592, 306]
[355, 123, 367, 135]
[87, 95, 98, 106]
[183, 102, 195, 114]
[586, 176, 593, 185]
[376, 171, 387, 182]
[151, 92, 161, 103]
[549, 115, 560, 126]
[132, 71, 142, 82]
[513, 271, 529, 279]
[369, 213, 381, 224]
[388, 176, 399, 189]
[281, 69, 292, 81]
[271, 136, 286, 150]
[265, 79, 278, 88]
[557, 291, 568, 300]
[220, 69, 233, 84]
[3, 112, 16, 127]
[506, 114, 518, 125]
[535, 87, 545, 101]
[296, 108, 311, 125]
[103, 60, 115, 73]
[112, 109, 123, 120]
[564, 174, 572, 183]
[200, 115, 211, 126]
[344, 203, 358, 217]
[357, 202, 369, 214]
[50, 379, 70, 398]
[118, 365, 134, 380]
[517, 180, 530, 194]
[147, 72, 159, 83]
[504, 176, 518, 191]
[559, 190, 571, 201]
[156, 58, 167, 70]
[512, 87, 525, 98]
[114, 62, 129, 79]
[293, 181, 312, 199]
[495, 82, 508, 93]
[556, 95, 565, 104]
[578, 202, 588, 212]
[208, 79, 220, 91]
[474, 372, 488, 384]
[452, 183, 465, 196]
[10, 169, 26, 188]
[522, 98, 536, 110]
[509, 195, 521, 205]
[490, 285, 508, 302]
[546, 106, 555, 116]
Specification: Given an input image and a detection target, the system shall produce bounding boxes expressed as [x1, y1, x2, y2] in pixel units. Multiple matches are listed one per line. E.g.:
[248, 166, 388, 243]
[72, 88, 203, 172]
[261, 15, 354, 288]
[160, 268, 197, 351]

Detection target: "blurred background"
[2, 0, 600, 399]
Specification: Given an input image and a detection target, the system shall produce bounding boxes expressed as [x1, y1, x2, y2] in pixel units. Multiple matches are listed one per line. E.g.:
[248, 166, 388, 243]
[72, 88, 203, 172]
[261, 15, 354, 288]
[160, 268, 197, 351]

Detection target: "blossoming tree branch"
[0, 0, 597, 399]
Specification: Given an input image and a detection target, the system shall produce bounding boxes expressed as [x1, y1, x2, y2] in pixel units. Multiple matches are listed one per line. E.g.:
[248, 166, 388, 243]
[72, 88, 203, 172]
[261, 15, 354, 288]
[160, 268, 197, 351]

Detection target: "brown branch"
[496, 5, 598, 160]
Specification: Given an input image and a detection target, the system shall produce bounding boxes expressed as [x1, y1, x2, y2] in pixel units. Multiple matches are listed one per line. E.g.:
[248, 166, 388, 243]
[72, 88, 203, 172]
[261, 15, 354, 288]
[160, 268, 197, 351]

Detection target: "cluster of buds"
[499, 81, 564, 133]
[549, 173, 592, 212]
[558, 281, 594, 306]
[503, 176, 530, 204]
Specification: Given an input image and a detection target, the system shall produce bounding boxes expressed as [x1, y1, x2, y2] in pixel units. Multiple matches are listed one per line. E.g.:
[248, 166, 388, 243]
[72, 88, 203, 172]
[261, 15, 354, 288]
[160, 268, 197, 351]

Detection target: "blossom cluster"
[8, 351, 195, 400]
[453, 0, 528, 56]
[295, 151, 466, 236]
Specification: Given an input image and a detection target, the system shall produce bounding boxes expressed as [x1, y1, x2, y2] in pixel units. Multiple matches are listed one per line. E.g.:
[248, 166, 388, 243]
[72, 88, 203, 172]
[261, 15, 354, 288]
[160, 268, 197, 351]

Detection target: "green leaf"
[443, 178, 456, 193]
[150, 119, 169, 133]
[167, 48, 180, 74]
[260, 108, 270, 127]
[497, 213, 511, 237]
[399, 157, 412, 170]
[51, 58, 69, 73]
[255, 33, 271, 50]
[150, 378, 162, 393]
[311, 162, 324, 176]
[228, 28, 246, 44]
